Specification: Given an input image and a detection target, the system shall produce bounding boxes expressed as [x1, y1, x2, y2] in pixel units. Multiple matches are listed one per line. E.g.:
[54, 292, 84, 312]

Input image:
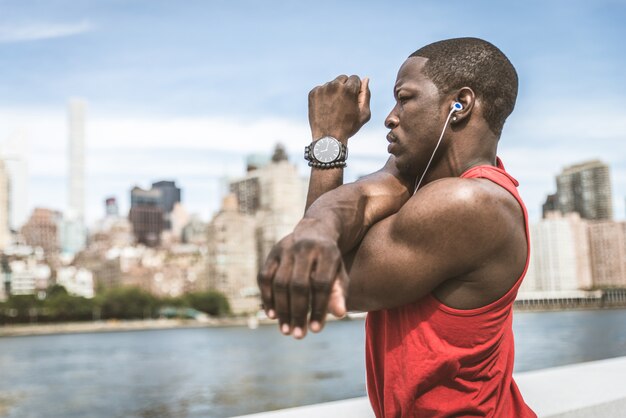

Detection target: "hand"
[257, 220, 349, 339]
[308, 75, 371, 142]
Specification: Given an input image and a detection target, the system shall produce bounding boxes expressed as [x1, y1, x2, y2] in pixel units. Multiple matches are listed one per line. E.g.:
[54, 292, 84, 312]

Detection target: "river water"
[1, 309, 626, 418]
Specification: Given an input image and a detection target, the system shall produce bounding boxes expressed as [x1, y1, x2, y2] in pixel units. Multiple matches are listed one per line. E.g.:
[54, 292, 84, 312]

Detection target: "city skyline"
[0, 0, 625, 224]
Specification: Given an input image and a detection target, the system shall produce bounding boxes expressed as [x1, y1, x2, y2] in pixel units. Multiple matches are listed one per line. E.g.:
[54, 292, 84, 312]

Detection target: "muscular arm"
[258, 74, 410, 338]
[344, 178, 526, 312]
[261, 159, 412, 338]
[302, 75, 411, 251]
[261, 174, 526, 337]
[304, 76, 371, 209]
[300, 157, 411, 253]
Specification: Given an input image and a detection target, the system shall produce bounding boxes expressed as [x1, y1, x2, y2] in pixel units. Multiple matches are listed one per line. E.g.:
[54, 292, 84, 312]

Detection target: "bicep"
[344, 194, 486, 312]
[344, 214, 451, 312]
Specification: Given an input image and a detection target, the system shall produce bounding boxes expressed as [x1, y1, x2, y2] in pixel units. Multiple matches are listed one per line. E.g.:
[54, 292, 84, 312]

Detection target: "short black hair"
[410, 37, 518, 136]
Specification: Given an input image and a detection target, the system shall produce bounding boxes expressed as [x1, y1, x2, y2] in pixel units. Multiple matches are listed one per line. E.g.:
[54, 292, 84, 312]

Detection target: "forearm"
[298, 158, 412, 254]
[305, 165, 344, 211]
[305, 75, 370, 210]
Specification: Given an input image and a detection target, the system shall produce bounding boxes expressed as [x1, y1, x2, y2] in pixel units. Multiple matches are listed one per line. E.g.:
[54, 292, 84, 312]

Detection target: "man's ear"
[450, 87, 475, 124]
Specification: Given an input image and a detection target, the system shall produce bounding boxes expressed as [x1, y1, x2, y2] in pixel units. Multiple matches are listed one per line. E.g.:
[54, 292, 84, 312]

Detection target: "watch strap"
[304, 138, 348, 169]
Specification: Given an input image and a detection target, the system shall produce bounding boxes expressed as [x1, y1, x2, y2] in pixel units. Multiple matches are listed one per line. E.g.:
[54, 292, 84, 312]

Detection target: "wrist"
[311, 130, 348, 145]
[296, 217, 341, 242]
[305, 136, 348, 169]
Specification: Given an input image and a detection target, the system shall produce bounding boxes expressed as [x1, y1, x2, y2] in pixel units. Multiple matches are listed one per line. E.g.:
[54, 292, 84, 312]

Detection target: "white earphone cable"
[413, 106, 457, 195]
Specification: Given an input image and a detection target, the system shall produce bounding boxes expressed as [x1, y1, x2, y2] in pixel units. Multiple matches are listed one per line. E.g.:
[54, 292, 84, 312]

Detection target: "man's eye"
[398, 96, 410, 104]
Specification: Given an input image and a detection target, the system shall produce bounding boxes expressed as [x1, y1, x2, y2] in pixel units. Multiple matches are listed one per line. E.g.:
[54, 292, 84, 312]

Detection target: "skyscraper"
[62, 98, 87, 254]
[151, 180, 181, 229]
[206, 194, 258, 313]
[229, 144, 306, 263]
[588, 221, 626, 288]
[522, 212, 593, 292]
[1, 131, 29, 230]
[555, 160, 613, 220]
[21, 208, 62, 254]
[151, 181, 181, 214]
[105, 197, 119, 217]
[129, 186, 164, 246]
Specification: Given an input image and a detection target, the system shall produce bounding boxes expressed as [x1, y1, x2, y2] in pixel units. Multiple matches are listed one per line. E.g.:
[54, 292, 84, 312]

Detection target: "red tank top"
[365, 160, 536, 418]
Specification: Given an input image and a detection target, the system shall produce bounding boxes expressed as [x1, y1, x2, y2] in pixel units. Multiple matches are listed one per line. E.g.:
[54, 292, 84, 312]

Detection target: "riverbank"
[0, 315, 352, 337]
[3, 306, 625, 338]
[0, 317, 273, 338]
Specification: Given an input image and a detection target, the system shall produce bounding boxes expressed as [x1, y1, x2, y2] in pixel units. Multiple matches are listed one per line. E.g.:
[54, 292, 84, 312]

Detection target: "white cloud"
[0, 20, 94, 43]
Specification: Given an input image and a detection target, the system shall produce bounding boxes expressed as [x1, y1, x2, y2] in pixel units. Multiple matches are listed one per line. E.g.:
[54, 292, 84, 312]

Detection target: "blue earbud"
[451, 102, 463, 112]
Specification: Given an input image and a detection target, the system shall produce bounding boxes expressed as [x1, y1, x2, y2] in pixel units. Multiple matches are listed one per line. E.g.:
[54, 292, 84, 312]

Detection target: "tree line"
[0, 285, 231, 324]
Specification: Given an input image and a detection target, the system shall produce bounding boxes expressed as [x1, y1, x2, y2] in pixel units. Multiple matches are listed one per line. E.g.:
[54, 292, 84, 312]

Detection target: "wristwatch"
[304, 136, 348, 168]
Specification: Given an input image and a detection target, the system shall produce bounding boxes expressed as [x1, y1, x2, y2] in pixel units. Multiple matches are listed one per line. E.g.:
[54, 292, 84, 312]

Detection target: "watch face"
[313, 137, 341, 163]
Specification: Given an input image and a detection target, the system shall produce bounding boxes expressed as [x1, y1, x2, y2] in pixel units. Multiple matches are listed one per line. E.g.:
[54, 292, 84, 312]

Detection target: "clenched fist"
[308, 75, 371, 142]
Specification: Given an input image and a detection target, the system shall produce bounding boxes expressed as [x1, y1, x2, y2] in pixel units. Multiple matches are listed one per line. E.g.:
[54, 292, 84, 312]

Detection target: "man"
[258, 38, 536, 417]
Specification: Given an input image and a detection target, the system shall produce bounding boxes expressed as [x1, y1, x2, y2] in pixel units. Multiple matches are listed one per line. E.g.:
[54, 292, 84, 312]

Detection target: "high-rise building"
[0, 131, 29, 230]
[542, 193, 558, 219]
[555, 160, 612, 220]
[63, 98, 87, 254]
[151, 180, 181, 230]
[105, 197, 119, 217]
[182, 215, 207, 245]
[170, 202, 189, 239]
[229, 144, 306, 264]
[129, 186, 164, 246]
[206, 194, 258, 313]
[21, 208, 62, 254]
[128, 181, 181, 241]
[230, 177, 260, 216]
[151, 181, 181, 214]
[521, 212, 592, 292]
[0, 159, 10, 249]
[588, 221, 626, 288]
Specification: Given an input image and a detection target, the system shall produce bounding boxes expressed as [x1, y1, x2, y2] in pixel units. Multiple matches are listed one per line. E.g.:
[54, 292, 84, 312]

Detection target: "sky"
[0, 0, 625, 226]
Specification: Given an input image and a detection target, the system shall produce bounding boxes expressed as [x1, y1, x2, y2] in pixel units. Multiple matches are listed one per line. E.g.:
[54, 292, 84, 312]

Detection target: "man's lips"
[387, 132, 398, 154]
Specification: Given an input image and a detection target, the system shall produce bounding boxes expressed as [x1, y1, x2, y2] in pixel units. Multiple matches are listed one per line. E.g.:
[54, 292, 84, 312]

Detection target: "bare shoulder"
[346, 175, 527, 310]
[391, 176, 524, 266]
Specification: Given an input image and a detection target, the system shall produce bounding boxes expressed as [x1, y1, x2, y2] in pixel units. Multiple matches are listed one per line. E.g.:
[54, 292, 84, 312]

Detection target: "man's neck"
[421, 130, 499, 186]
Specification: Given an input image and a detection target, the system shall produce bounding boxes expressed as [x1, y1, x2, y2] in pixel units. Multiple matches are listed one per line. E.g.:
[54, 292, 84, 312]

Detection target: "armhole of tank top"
[430, 167, 531, 317]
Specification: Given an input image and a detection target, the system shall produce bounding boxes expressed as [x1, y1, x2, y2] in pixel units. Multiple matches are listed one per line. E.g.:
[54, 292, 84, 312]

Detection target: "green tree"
[47, 284, 69, 298]
[185, 291, 231, 316]
[43, 292, 94, 322]
[98, 287, 158, 319]
[1, 294, 40, 324]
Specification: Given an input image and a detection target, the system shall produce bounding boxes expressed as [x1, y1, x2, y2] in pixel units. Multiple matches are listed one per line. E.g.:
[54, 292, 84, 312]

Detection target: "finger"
[345, 74, 361, 94]
[309, 254, 340, 332]
[327, 74, 348, 91]
[358, 77, 372, 123]
[258, 257, 279, 319]
[327, 265, 348, 318]
[290, 254, 315, 339]
[273, 254, 294, 335]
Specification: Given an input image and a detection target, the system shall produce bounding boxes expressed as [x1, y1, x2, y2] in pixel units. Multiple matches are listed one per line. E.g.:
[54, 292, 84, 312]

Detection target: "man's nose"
[385, 109, 399, 129]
